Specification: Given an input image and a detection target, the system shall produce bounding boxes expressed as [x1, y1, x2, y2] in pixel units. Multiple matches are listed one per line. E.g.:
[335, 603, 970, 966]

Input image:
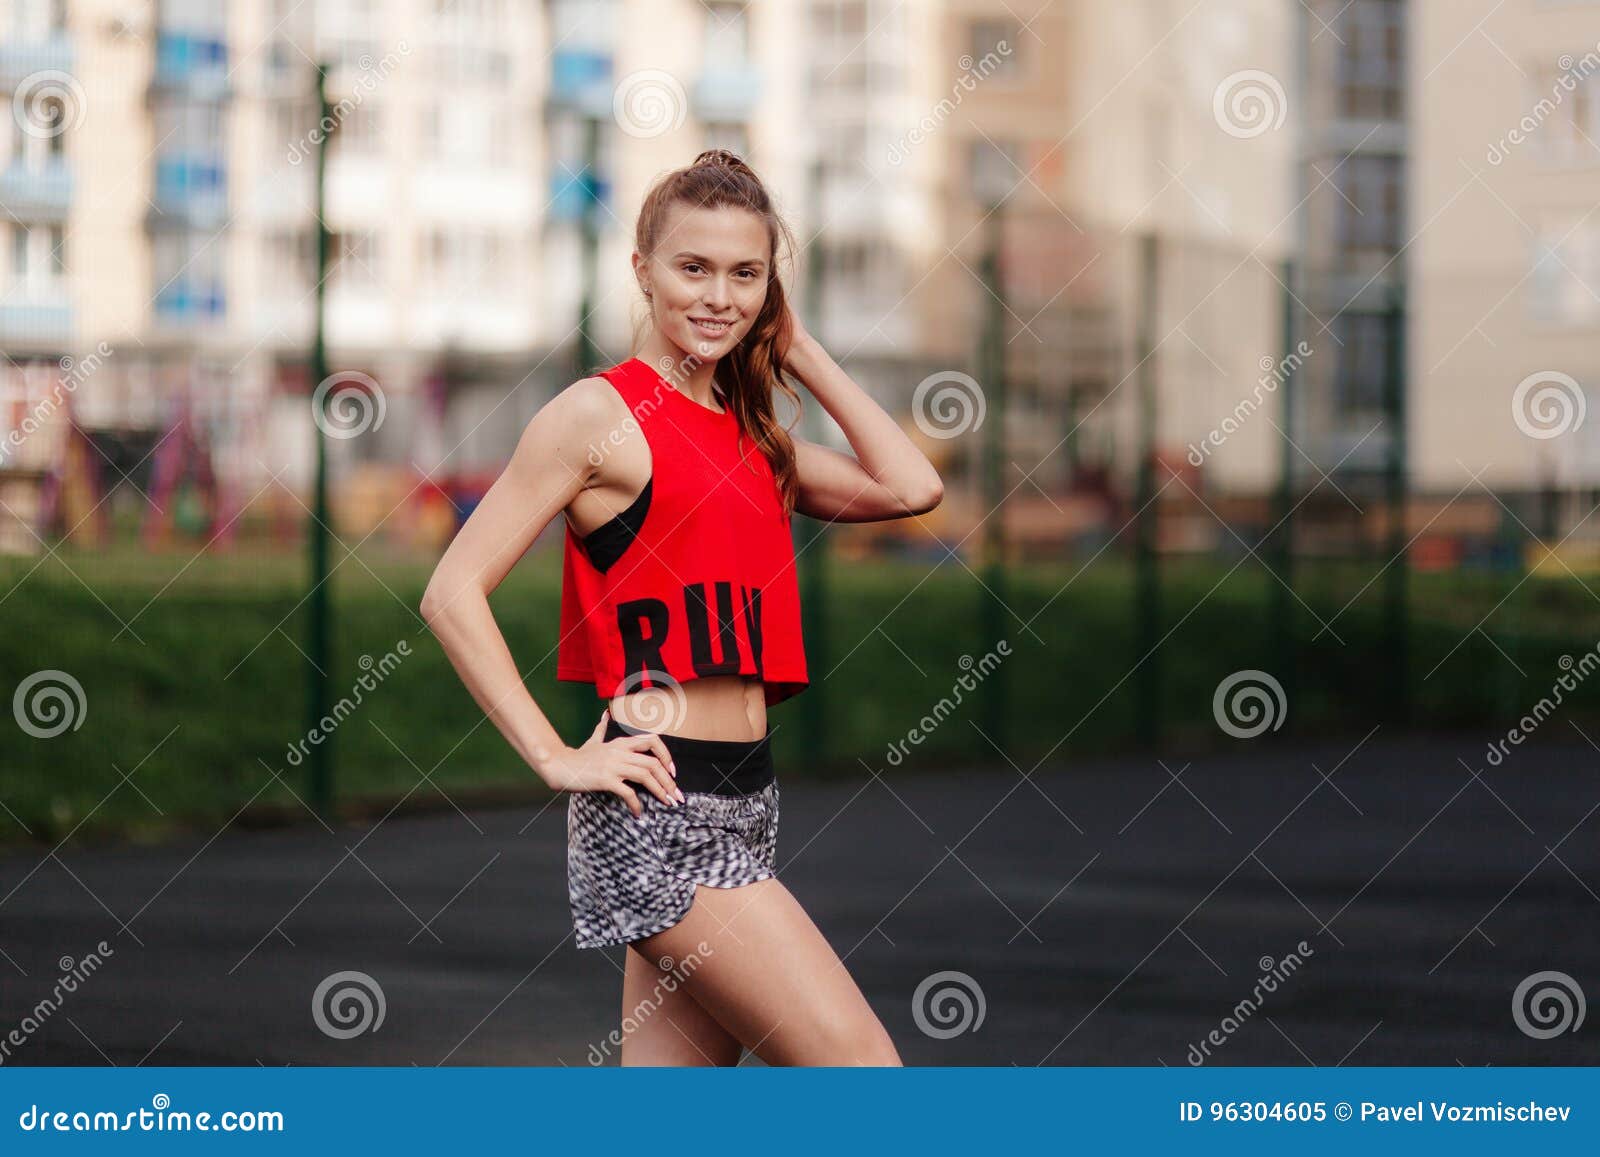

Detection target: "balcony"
[154, 278, 225, 325]
[152, 31, 229, 100]
[0, 35, 74, 91]
[547, 168, 611, 222]
[549, 50, 612, 117]
[0, 163, 71, 223]
[694, 65, 760, 123]
[0, 300, 74, 347]
[148, 155, 227, 228]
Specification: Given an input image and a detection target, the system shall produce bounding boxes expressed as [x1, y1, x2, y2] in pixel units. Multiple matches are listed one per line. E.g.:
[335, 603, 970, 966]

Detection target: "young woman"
[421, 149, 943, 1066]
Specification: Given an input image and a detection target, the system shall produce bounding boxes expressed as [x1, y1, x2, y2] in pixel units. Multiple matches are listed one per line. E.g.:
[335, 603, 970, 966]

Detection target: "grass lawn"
[1, 536, 1592, 847]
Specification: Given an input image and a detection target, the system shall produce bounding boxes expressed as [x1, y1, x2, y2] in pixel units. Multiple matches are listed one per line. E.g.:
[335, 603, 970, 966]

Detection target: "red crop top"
[555, 356, 809, 707]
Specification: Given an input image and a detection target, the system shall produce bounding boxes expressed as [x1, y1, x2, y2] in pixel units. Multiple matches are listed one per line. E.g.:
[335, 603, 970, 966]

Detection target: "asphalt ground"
[0, 728, 1595, 1066]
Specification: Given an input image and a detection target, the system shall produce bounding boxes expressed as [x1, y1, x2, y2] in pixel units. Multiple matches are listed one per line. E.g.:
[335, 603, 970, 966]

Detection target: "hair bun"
[691, 148, 753, 175]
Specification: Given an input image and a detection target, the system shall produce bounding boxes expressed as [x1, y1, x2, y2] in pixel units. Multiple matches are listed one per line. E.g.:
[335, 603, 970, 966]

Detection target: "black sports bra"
[571, 477, 652, 573]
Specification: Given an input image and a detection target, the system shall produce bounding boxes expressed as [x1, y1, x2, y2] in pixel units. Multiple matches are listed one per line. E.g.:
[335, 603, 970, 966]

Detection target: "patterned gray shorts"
[566, 719, 780, 950]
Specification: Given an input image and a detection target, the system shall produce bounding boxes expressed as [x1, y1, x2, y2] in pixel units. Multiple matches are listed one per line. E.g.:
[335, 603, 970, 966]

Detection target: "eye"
[682, 262, 704, 275]
[735, 268, 759, 280]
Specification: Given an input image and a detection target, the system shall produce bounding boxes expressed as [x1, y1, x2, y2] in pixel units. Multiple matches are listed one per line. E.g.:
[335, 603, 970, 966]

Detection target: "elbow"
[419, 586, 444, 628]
[422, 575, 489, 628]
[419, 581, 454, 628]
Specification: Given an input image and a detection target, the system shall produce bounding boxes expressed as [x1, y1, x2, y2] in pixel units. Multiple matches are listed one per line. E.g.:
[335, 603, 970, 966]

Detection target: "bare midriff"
[607, 673, 768, 742]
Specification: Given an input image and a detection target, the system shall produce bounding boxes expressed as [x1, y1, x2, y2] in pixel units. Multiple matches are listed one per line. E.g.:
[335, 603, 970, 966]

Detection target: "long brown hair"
[632, 149, 802, 516]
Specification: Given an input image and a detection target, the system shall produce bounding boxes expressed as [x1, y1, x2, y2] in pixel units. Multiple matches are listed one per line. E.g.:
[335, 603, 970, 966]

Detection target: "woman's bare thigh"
[617, 942, 742, 1066]
[633, 878, 902, 1066]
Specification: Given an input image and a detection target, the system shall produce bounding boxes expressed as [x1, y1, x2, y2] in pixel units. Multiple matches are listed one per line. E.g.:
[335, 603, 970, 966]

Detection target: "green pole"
[1134, 233, 1161, 749]
[1382, 286, 1409, 726]
[979, 203, 1009, 753]
[306, 62, 334, 819]
[576, 116, 602, 376]
[798, 159, 829, 769]
[571, 114, 604, 731]
[1270, 258, 1298, 728]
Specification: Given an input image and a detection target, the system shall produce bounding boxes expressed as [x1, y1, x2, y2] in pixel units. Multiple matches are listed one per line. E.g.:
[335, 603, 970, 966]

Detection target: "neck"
[636, 332, 723, 407]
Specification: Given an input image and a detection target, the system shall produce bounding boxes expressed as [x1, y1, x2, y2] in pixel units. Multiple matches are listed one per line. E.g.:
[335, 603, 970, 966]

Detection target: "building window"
[264, 229, 315, 287]
[1337, 0, 1404, 120]
[422, 100, 512, 167]
[153, 230, 225, 319]
[968, 138, 1020, 204]
[1530, 220, 1600, 325]
[703, 121, 748, 156]
[9, 226, 27, 280]
[5, 99, 69, 165]
[549, 0, 616, 52]
[422, 229, 513, 291]
[333, 230, 383, 286]
[968, 18, 1021, 80]
[12, 0, 67, 37]
[704, 1, 748, 63]
[1531, 66, 1600, 166]
[1336, 154, 1403, 254]
[331, 103, 382, 158]
[6, 223, 66, 289]
[1332, 313, 1393, 415]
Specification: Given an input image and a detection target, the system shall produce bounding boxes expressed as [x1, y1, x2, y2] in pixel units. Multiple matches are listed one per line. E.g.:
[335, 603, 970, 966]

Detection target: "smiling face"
[636, 201, 771, 361]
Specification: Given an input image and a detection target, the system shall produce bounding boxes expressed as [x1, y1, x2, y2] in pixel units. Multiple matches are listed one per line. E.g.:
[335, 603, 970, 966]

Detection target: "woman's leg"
[618, 941, 743, 1066]
[633, 878, 902, 1066]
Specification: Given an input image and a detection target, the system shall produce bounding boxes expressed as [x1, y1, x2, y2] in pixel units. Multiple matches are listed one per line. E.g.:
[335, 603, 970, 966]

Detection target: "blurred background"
[0, 0, 1598, 1065]
[3, 0, 1595, 831]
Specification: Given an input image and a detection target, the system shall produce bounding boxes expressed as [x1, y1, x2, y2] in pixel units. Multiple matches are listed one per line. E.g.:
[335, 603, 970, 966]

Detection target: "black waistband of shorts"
[604, 717, 775, 796]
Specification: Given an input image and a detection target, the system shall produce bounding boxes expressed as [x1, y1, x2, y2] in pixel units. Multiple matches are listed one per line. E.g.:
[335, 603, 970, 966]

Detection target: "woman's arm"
[419, 378, 679, 812]
[785, 326, 944, 524]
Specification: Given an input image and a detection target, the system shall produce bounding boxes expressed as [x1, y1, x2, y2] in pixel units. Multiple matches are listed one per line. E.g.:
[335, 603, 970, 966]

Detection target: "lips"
[690, 316, 733, 335]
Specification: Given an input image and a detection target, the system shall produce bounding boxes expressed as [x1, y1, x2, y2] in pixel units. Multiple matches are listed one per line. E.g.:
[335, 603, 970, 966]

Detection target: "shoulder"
[503, 374, 632, 482]
[520, 373, 631, 446]
[552, 373, 629, 425]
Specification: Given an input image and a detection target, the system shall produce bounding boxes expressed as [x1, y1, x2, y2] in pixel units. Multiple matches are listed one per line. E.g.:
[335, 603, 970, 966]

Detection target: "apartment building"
[1410, 0, 1600, 539]
[915, 0, 1297, 538]
[0, 0, 72, 360]
[2, 0, 903, 541]
[1292, 0, 1407, 504]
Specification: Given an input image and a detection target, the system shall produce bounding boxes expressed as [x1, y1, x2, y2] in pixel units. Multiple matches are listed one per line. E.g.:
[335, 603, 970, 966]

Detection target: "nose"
[703, 276, 732, 311]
